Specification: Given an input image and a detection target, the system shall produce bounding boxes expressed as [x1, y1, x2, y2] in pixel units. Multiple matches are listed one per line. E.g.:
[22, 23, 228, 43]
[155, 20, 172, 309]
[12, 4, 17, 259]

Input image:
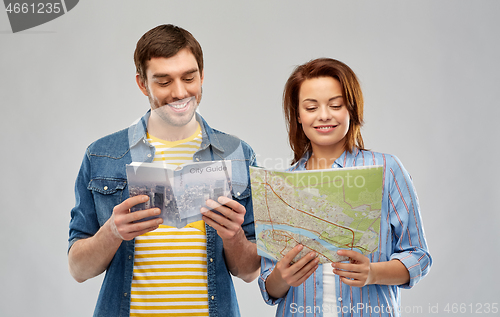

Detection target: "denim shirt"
[69, 111, 257, 317]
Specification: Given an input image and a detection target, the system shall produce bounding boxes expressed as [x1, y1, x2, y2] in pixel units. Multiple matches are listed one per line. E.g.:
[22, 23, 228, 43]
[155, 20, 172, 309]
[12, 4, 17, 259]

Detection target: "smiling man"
[68, 24, 260, 317]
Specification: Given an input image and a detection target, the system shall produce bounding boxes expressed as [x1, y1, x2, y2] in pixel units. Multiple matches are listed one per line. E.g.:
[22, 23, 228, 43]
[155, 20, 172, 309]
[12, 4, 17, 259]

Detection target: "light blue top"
[69, 111, 257, 317]
[259, 149, 432, 317]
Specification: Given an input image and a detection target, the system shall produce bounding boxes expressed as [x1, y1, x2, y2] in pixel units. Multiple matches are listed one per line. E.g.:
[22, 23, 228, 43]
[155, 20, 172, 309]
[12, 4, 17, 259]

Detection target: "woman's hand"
[265, 244, 319, 299]
[332, 250, 410, 287]
[331, 250, 374, 287]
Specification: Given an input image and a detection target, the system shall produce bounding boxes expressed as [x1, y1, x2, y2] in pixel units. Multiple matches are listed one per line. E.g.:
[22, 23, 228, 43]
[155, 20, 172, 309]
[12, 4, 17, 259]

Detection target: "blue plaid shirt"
[259, 149, 432, 317]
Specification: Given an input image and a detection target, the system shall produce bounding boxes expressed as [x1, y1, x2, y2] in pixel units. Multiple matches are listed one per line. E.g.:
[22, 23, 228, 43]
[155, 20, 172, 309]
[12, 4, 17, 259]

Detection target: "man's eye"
[184, 77, 195, 82]
[158, 82, 170, 86]
[306, 107, 317, 111]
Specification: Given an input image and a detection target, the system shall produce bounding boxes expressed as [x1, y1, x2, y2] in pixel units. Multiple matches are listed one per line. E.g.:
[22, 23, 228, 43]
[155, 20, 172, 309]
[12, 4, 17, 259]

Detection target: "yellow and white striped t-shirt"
[130, 124, 209, 317]
[147, 124, 203, 164]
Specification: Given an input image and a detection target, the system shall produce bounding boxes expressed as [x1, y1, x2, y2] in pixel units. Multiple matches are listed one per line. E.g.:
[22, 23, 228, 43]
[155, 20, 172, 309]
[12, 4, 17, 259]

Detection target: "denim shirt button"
[195, 157, 200, 161]
[210, 258, 213, 262]
[236, 192, 240, 196]
[211, 296, 214, 300]
[124, 293, 128, 297]
[104, 186, 108, 191]
[129, 255, 132, 260]
[147, 154, 152, 158]
[338, 297, 342, 301]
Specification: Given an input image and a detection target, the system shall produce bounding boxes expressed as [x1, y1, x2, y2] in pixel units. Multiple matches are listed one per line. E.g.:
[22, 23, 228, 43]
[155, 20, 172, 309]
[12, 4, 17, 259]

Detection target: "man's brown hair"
[134, 24, 204, 83]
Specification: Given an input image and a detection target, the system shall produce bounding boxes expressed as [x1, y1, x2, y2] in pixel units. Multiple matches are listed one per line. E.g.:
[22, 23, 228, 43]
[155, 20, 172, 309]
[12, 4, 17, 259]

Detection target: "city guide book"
[126, 160, 232, 228]
[250, 165, 383, 263]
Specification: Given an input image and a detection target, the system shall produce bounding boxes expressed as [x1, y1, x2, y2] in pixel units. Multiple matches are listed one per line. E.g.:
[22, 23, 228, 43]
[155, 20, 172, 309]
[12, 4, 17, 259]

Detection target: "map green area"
[250, 165, 383, 263]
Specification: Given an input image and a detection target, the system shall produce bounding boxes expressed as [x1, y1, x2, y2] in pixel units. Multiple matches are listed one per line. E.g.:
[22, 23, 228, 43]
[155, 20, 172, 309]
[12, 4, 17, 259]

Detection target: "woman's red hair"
[283, 58, 365, 164]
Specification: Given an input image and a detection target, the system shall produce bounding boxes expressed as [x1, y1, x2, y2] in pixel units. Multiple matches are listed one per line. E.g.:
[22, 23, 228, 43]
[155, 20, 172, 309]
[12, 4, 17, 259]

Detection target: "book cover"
[126, 160, 232, 228]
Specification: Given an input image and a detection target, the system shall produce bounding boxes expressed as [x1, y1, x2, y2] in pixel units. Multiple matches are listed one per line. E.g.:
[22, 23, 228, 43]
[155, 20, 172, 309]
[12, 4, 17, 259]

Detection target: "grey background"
[1, 1, 499, 316]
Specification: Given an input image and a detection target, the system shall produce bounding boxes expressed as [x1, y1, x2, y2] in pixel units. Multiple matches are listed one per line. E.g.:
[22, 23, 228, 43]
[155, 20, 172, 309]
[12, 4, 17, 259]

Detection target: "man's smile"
[166, 96, 195, 112]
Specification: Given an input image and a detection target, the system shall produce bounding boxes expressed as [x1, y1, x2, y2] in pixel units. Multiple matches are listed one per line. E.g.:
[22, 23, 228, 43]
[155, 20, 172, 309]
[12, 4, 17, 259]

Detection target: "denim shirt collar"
[128, 110, 149, 149]
[127, 110, 226, 162]
[197, 113, 225, 154]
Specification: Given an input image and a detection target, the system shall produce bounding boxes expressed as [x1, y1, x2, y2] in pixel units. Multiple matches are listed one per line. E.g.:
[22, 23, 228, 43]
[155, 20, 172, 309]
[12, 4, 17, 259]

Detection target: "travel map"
[250, 165, 383, 263]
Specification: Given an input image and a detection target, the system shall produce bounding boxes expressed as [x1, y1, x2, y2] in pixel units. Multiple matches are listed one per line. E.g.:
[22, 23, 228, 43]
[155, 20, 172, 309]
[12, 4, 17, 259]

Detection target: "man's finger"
[114, 195, 149, 214]
[202, 201, 243, 230]
[129, 217, 163, 233]
[216, 196, 246, 214]
[129, 208, 162, 223]
[115, 216, 163, 241]
[201, 206, 229, 225]
[202, 211, 240, 234]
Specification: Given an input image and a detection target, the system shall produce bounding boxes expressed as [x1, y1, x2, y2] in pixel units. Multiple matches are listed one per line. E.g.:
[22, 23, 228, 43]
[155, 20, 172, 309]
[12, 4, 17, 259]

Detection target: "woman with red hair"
[258, 58, 432, 317]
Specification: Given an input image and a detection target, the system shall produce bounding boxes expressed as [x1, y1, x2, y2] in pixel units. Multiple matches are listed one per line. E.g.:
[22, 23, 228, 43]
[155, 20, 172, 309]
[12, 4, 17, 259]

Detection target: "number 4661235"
[5, 3, 62, 14]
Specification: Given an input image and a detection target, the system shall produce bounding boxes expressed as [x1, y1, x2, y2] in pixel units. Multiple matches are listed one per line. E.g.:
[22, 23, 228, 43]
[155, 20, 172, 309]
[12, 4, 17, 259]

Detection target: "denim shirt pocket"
[88, 177, 127, 226]
[231, 175, 251, 201]
[220, 145, 251, 200]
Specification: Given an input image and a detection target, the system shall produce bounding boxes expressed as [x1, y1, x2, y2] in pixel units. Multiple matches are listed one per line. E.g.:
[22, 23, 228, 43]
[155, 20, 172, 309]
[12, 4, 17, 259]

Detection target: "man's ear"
[200, 70, 204, 85]
[136, 74, 149, 96]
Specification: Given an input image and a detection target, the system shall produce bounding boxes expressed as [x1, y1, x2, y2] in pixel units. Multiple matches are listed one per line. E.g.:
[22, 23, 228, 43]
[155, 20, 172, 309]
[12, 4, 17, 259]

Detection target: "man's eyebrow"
[183, 69, 199, 76]
[152, 68, 199, 79]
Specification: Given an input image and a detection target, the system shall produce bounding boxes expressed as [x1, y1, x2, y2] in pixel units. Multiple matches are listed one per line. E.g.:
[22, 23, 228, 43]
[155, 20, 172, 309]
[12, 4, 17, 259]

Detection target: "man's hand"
[69, 195, 163, 283]
[109, 195, 163, 241]
[200, 196, 260, 282]
[265, 244, 319, 299]
[200, 196, 245, 241]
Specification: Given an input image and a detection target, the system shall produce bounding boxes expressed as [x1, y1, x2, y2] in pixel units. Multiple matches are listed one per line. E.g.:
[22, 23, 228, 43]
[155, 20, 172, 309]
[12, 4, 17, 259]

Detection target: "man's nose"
[171, 80, 188, 100]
